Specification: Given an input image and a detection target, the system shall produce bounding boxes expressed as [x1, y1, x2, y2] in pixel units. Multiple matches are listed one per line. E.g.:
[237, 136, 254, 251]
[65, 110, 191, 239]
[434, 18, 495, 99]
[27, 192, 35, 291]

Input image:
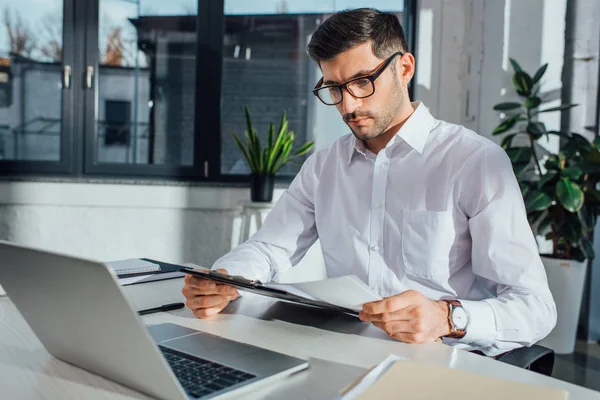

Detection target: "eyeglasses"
[312, 51, 404, 106]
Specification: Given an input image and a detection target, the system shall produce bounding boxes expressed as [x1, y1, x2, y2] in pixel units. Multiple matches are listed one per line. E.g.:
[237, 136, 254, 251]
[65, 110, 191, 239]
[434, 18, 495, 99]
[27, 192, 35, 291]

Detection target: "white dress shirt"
[213, 102, 557, 356]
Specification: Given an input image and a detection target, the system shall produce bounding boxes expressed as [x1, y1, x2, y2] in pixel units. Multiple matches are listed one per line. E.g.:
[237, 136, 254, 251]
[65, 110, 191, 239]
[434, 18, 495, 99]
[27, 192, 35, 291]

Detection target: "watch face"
[452, 307, 468, 330]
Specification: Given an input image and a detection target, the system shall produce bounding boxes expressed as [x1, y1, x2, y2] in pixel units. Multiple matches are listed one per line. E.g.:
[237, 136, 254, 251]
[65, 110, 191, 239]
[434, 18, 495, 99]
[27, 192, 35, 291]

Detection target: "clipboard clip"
[205, 270, 264, 286]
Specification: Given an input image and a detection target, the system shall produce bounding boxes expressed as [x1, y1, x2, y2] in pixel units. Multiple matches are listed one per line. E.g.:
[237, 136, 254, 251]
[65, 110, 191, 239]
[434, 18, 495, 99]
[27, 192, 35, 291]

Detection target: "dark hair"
[307, 8, 408, 64]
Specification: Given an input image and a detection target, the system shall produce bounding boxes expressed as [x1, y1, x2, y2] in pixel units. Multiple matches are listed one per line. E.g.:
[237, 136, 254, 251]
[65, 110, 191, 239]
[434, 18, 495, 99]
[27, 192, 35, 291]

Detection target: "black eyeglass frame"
[312, 51, 405, 106]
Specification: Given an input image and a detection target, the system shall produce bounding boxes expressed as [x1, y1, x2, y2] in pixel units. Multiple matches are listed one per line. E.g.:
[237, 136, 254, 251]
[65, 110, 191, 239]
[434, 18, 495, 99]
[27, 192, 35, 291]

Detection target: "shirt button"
[369, 245, 380, 252]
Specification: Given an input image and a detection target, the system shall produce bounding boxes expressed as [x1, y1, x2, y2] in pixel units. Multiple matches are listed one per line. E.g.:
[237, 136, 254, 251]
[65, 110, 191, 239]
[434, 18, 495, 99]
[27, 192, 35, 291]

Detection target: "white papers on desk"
[105, 258, 160, 276]
[118, 275, 153, 285]
[339, 354, 406, 400]
[264, 275, 382, 312]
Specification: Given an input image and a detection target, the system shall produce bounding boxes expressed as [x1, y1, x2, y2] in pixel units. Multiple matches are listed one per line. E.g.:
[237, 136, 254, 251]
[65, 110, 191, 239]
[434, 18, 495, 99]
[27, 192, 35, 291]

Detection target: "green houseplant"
[493, 58, 600, 353]
[232, 105, 315, 202]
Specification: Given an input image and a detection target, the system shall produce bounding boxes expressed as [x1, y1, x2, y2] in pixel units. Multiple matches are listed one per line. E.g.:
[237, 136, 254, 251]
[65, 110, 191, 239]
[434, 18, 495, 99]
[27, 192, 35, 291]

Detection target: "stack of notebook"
[105, 258, 186, 313]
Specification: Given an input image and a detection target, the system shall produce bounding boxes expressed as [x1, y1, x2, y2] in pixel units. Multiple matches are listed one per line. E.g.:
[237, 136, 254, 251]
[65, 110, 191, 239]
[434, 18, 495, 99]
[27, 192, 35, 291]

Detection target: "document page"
[264, 275, 382, 311]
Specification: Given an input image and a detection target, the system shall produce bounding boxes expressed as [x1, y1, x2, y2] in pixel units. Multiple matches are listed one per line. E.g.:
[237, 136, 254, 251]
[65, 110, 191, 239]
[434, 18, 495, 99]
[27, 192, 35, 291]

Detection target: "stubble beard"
[347, 82, 404, 141]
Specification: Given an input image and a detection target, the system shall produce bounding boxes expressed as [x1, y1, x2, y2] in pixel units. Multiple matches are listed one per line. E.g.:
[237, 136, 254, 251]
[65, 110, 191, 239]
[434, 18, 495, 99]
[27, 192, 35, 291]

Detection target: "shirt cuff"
[458, 299, 497, 347]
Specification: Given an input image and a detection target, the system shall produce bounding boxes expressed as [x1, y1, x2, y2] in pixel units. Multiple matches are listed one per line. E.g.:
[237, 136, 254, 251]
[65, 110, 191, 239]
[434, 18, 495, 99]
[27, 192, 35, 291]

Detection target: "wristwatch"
[444, 300, 468, 338]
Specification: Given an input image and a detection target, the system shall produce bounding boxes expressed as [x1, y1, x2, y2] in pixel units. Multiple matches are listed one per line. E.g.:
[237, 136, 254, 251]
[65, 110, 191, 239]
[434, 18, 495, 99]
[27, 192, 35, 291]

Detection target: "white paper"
[265, 275, 382, 312]
[264, 283, 319, 300]
[0, 284, 5, 297]
[118, 275, 153, 285]
[339, 354, 406, 400]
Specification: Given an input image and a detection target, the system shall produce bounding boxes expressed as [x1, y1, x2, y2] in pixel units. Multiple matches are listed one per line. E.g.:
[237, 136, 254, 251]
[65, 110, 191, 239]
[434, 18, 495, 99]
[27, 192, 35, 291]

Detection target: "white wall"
[415, 0, 567, 154]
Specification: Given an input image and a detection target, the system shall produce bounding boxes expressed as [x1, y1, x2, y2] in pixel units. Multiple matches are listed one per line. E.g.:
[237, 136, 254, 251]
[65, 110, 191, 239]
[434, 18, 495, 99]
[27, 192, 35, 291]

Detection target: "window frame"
[0, 0, 417, 184]
[0, 0, 76, 176]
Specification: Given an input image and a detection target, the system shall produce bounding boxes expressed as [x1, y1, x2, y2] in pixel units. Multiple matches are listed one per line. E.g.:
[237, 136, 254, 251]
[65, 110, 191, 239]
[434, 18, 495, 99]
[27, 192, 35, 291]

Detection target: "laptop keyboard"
[159, 346, 256, 399]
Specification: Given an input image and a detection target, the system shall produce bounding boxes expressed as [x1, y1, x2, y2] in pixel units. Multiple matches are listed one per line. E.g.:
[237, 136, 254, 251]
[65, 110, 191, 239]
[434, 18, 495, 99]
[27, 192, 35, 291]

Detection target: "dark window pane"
[0, 1, 64, 161]
[221, 3, 405, 176]
[96, 0, 197, 165]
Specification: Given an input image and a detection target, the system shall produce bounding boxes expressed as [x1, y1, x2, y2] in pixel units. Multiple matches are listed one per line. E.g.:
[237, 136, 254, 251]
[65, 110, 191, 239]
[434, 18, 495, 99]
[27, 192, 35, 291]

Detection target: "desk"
[1, 294, 599, 399]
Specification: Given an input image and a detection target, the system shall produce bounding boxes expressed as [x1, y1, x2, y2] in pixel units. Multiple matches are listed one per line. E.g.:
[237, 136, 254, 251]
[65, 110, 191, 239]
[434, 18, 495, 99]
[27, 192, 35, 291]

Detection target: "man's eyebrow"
[323, 69, 372, 86]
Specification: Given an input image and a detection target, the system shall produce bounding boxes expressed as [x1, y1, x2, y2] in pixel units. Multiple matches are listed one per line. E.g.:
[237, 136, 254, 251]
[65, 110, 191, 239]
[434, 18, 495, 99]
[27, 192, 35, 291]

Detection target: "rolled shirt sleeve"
[449, 145, 557, 355]
[212, 153, 319, 283]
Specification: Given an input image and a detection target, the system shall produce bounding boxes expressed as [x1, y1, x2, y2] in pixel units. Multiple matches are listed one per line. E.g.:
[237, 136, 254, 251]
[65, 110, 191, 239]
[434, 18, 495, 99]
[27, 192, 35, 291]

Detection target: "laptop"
[0, 241, 308, 399]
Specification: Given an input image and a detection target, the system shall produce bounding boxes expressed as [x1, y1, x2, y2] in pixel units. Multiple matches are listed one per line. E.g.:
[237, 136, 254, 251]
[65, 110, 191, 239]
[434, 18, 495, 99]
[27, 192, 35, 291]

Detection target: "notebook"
[341, 359, 569, 400]
[105, 258, 161, 278]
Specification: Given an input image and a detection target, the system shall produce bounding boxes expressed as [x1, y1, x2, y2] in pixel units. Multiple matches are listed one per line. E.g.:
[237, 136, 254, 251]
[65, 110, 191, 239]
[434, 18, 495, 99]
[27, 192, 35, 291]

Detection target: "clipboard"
[180, 268, 360, 316]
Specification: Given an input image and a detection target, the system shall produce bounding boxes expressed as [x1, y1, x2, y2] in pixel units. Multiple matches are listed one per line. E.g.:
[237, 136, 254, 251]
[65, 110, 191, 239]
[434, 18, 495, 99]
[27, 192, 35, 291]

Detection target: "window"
[0, 0, 69, 166]
[0, 0, 415, 181]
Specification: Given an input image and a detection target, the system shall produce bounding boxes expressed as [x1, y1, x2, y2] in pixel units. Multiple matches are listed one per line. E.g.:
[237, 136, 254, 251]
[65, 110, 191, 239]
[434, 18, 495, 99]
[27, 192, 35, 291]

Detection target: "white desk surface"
[1, 293, 599, 400]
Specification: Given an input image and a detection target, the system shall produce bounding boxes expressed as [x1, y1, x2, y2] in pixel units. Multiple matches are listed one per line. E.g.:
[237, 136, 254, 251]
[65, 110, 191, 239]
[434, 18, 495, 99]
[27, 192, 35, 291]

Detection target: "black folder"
[180, 268, 359, 316]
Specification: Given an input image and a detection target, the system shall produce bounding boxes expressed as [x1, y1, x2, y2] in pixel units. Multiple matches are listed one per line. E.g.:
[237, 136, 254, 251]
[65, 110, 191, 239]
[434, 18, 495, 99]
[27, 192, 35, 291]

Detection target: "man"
[182, 8, 556, 356]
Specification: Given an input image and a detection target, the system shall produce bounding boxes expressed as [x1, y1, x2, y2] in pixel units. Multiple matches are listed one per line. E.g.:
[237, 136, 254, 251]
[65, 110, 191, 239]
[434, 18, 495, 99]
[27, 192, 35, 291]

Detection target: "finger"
[372, 320, 414, 336]
[359, 309, 411, 323]
[185, 275, 217, 289]
[362, 290, 419, 314]
[186, 294, 232, 310]
[192, 300, 231, 319]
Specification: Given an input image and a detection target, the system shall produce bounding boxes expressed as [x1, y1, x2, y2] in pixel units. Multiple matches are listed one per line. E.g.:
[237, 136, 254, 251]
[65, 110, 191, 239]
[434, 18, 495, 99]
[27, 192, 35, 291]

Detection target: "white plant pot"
[538, 256, 587, 354]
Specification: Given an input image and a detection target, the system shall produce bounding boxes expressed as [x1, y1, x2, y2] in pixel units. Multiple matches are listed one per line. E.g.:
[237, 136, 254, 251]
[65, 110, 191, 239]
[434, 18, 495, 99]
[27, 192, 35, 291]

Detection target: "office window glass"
[0, 0, 64, 161]
[96, 0, 197, 165]
[221, 1, 405, 176]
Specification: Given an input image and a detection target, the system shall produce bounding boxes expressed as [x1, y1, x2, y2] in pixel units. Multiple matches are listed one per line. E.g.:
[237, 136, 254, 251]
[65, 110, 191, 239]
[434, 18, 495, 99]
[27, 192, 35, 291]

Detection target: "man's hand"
[182, 269, 239, 319]
[359, 290, 452, 343]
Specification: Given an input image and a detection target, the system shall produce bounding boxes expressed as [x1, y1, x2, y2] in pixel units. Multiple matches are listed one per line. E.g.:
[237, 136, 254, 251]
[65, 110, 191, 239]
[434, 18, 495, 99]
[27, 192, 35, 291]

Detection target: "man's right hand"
[182, 269, 239, 318]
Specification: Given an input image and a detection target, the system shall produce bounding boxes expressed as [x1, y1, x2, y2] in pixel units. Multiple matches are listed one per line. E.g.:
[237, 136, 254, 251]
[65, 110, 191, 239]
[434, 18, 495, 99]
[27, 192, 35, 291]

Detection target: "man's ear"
[399, 53, 415, 87]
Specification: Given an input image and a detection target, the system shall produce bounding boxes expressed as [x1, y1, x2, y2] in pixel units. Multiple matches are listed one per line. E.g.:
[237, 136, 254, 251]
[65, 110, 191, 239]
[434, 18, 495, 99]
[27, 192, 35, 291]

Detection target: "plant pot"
[537, 256, 587, 354]
[250, 173, 275, 202]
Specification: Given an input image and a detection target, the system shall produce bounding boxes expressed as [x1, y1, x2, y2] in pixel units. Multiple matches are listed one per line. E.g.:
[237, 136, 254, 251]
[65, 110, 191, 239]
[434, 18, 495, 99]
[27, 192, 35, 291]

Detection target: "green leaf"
[501, 133, 518, 149]
[506, 147, 533, 165]
[544, 155, 560, 171]
[585, 188, 600, 203]
[493, 114, 522, 135]
[290, 141, 315, 158]
[538, 104, 578, 113]
[244, 105, 254, 148]
[563, 214, 583, 243]
[527, 122, 547, 139]
[513, 71, 533, 97]
[556, 177, 584, 212]
[232, 132, 257, 172]
[509, 58, 523, 73]
[562, 133, 592, 157]
[562, 166, 583, 180]
[493, 102, 522, 111]
[524, 96, 542, 110]
[538, 170, 558, 189]
[525, 191, 553, 212]
[547, 130, 572, 140]
[513, 163, 532, 178]
[267, 122, 274, 155]
[537, 214, 553, 234]
[532, 63, 548, 83]
[593, 137, 600, 149]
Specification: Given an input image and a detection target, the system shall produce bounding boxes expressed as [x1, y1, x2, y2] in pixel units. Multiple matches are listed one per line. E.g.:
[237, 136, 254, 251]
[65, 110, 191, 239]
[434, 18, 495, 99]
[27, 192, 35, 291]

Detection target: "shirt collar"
[348, 101, 435, 165]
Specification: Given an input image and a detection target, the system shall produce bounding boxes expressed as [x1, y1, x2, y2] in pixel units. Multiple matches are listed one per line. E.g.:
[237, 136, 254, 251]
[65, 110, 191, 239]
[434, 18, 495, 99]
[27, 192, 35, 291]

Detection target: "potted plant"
[493, 59, 600, 353]
[232, 106, 315, 202]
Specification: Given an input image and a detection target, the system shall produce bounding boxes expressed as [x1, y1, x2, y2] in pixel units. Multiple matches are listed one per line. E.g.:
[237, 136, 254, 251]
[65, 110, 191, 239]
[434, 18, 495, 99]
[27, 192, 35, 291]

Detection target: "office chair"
[495, 345, 555, 376]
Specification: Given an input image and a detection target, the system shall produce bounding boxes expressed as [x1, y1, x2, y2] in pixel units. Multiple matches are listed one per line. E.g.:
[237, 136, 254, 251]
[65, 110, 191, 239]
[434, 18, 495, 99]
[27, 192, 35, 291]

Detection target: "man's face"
[320, 42, 405, 141]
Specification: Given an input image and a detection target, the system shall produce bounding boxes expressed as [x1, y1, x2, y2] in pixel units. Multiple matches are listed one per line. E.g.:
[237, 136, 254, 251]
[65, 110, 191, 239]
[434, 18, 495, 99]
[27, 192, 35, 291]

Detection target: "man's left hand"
[359, 290, 452, 343]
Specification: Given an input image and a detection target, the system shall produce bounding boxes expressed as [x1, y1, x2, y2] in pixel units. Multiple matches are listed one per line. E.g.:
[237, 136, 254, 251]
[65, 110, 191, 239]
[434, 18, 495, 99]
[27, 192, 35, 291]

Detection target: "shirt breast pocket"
[401, 210, 455, 278]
